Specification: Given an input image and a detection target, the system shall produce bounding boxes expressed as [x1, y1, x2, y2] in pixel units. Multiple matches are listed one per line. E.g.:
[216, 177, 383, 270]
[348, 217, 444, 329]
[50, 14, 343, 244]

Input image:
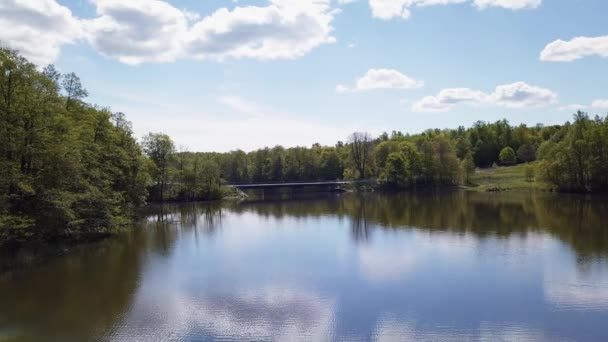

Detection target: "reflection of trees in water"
[227, 192, 608, 260]
[142, 202, 225, 256]
[0, 232, 145, 341]
[0, 201, 229, 341]
[350, 195, 371, 243]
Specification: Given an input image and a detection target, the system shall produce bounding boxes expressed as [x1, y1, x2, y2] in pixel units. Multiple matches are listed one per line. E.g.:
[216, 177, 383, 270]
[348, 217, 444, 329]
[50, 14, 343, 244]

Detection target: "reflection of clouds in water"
[478, 322, 557, 342]
[219, 213, 274, 251]
[357, 230, 564, 284]
[545, 283, 608, 310]
[358, 245, 417, 282]
[357, 230, 477, 283]
[544, 258, 608, 310]
[373, 317, 554, 342]
[103, 285, 334, 342]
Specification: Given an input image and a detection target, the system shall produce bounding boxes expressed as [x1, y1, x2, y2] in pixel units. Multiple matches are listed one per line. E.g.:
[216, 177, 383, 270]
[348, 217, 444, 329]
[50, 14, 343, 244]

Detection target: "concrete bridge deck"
[228, 180, 367, 190]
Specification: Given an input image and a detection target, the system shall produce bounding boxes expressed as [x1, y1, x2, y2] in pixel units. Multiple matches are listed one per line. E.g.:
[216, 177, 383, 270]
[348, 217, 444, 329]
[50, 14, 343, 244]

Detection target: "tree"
[199, 159, 222, 200]
[524, 164, 535, 182]
[517, 144, 536, 163]
[111, 112, 133, 135]
[433, 136, 461, 185]
[537, 112, 608, 192]
[42, 64, 61, 90]
[62, 72, 88, 110]
[374, 141, 399, 171]
[319, 148, 343, 180]
[142, 133, 175, 201]
[380, 152, 409, 187]
[269, 146, 285, 181]
[455, 135, 472, 160]
[348, 132, 373, 179]
[461, 153, 476, 185]
[499, 147, 517, 165]
[1, 49, 149, 240]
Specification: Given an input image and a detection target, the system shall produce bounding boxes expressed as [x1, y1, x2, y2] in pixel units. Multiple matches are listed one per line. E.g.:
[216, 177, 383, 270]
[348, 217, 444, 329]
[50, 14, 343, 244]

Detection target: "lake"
[1, 191, 608, 341]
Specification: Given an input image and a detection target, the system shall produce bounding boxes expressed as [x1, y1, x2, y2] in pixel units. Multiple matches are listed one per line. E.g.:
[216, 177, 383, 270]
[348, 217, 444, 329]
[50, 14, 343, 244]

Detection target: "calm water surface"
[2, 191, 608, 341]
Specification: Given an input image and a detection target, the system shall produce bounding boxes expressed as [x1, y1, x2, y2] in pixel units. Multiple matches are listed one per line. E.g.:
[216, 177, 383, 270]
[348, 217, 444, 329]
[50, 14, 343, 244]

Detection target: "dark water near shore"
[2, 191, 608, 341]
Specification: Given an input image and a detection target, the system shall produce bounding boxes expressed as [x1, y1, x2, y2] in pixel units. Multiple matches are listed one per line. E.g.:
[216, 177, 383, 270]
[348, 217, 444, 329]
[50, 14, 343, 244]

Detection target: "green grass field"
[464, 163, 551, 192]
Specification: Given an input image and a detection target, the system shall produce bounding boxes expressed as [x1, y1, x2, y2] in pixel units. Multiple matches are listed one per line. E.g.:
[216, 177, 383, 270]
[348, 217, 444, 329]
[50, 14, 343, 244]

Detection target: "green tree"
[537, 112, 608, 192]
[62, 72, 88, 110]
[434, 136, 461, 185]
[461, 153, 476, 185]
[517, 144, 537, 163]
[374, 141, 399, 171]
[142, 133, 175, 201]
[380, 152, 409, 187]
[1, 49, 149, 241]
[319, 148, 343, 180]
[348, 132, 373, 179]
[499, 147, 517, 165]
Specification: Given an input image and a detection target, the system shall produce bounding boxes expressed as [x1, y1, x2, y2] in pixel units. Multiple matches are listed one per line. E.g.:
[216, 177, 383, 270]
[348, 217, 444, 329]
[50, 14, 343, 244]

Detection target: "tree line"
[1, 48, 149, 241]
[1, 49, 607, 241]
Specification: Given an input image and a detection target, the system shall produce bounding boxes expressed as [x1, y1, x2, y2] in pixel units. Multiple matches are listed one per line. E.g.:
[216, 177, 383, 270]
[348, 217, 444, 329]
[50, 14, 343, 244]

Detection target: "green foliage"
[524, 164, 535, 182]
[467, 120, 545, 167]
[537, 112, 608, 192]
[517, 144, 537, 163]
[142, 133, 175, 201]
[62, 72, 88, 110]
[0, 48, 149, 239]
[374, 135, 458, 188]
[380, 152, 409, 187]
[348, 132, 373, 179]
[461, 153, 476, 185]
[499, 147, 517, 165]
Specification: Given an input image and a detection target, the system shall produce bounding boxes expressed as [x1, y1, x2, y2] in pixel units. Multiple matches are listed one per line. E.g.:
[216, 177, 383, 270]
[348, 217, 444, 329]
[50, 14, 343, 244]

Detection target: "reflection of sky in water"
[103, 285, 335, 341]
[94, 207, 608, 342]
[544, 253, 608, 311]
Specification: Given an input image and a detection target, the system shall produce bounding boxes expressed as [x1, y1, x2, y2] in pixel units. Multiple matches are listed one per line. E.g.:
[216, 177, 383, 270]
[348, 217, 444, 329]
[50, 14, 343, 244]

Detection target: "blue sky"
[2, 0, 607, 151]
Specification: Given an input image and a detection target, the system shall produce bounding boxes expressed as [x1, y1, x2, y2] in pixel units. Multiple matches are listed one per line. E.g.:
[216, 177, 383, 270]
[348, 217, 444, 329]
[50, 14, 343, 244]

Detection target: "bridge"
[227, 180, 370, 199]
[228, 181, 359, 189]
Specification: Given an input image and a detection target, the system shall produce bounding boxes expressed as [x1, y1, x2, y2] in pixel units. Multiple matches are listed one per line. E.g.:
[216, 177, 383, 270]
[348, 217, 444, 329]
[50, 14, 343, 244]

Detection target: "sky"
[1, 0, 607, 152]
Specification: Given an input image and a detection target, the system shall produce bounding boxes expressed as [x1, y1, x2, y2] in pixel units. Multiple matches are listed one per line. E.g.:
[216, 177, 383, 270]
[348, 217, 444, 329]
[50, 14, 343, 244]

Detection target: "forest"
[1, 48, 608, 242]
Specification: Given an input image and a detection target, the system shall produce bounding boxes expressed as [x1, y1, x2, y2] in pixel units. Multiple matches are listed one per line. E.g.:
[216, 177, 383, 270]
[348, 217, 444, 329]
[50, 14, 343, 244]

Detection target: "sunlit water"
[2, 191, 608, 341]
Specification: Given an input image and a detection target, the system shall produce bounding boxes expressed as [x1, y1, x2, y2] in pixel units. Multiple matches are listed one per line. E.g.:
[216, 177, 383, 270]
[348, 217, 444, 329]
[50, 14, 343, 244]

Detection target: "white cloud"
[83, 0, 189, 65]
[412, 81, 556, 112]
[185, 0, 336, 61]
[369, 0, 410, 20]
[0, 0, 544, 66]
[473, 0, 541, 10]
[368, 0, 539, 20]
[2, 0, 337, 65]
[558, 104, 587, 111]
[412, 88, 487, 112]
[491, 81, 557, 108]
[337, 68, 423, 93]
[592, 99, 608, 109]
[558, 100, 608, 112]
[540, 35, 608, 62]
[0, 0, 82, 65]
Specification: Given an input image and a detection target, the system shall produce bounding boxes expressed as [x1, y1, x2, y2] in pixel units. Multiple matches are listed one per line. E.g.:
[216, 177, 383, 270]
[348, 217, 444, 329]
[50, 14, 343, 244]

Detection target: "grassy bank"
[464, 163, 551, 192]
